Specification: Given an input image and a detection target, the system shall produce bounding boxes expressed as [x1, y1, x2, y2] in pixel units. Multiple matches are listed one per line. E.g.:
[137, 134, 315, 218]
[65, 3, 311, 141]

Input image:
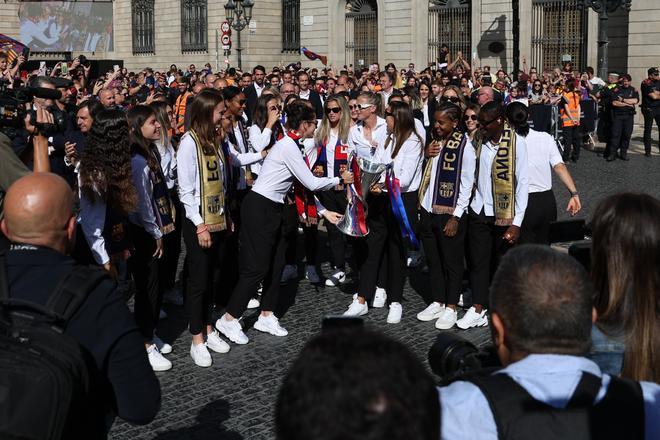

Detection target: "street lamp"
[579, 0, 632, 79]
[224, 0, 254, 70]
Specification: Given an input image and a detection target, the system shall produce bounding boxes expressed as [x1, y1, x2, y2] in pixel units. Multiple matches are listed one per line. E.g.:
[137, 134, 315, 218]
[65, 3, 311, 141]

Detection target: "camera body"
[428, 333, 502, 384]
[0, 86, 66, 139]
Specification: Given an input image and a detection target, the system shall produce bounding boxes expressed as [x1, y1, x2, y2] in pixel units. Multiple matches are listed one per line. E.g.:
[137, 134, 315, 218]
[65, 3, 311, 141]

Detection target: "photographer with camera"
[438, 245, 660, 440]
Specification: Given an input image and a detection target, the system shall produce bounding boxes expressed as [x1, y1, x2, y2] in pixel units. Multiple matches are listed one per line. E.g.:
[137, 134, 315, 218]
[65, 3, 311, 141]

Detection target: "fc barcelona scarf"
[431, 130, 468, 215]
[289, 131, 318, 225]
[190, 130, 228, 232]
[148, 145, 176, 235]
[491, 123, 517, 226]
[312, 136, 349, 190]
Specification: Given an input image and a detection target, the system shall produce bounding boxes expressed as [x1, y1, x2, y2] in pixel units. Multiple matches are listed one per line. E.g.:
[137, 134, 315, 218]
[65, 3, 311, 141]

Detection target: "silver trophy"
[337, 155, 386, 237]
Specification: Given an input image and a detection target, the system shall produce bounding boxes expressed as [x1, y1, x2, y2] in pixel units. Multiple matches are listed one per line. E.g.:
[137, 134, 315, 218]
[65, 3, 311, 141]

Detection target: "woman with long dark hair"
[505, 102, 580, 244]
[79, 109, 137, 275]
[416, 102, 475, 329]
[248, 93, 284, 175]
[343, 100, 423, 323]
[177, 89, 234, 367]
[589, 193, 660, 382]
[216, 101, 353, 345]
[126, 105, 176, 371]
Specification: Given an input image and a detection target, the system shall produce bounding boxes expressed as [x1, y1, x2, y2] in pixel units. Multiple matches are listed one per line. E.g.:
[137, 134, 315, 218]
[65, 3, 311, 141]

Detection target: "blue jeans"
[589, 326, 624, 376]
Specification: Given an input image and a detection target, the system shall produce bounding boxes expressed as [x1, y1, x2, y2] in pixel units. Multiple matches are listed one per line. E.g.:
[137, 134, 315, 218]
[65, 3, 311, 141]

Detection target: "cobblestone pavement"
[110, 139, 660, 440]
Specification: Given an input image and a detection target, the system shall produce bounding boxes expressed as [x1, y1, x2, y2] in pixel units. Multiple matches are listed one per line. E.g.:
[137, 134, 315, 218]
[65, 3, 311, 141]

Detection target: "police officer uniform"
[607, 75, 639, 161]
[597, 73, 618, 155]
[641, 67, 660, 156]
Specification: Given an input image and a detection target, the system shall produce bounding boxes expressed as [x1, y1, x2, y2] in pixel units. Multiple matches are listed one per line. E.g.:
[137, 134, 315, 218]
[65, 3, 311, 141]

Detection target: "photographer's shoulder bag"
[0, 252, 109, 440]
[465, 371, 644, 440]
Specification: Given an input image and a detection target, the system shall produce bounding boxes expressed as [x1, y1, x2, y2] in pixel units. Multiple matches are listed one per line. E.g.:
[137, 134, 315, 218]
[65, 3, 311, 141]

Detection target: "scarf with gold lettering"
[148, 146, 176, 235]
[491, 122, 516, 226]
[190, 130, 227, 232]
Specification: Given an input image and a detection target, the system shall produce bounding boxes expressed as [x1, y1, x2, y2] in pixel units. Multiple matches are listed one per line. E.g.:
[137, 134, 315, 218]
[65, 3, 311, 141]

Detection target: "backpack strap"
[0, 252, 8, 302]
[566, 372, 601, 408]
[591, 375, 645, 440]
[45, 266, 110, 325]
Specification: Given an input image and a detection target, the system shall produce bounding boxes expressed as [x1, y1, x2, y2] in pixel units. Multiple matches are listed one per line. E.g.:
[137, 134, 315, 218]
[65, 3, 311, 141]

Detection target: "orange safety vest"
[561, 91, 580, 127]
[174, 91, 192, 134]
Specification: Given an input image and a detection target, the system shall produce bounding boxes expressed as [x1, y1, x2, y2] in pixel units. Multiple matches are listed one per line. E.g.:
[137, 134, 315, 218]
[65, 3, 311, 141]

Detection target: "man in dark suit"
[296, 71, 324, 119]
[244, 65, 267, 125]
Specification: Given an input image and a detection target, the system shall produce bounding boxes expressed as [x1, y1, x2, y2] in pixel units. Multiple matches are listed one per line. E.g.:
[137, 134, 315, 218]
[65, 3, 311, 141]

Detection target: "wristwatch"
[338, 177, 345, 186]
[570, 190, 579, 197]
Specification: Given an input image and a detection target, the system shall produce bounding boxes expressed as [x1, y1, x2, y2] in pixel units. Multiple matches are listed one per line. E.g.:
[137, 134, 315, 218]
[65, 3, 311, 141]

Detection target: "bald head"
[1, 173, 76, 253]
[214, 78, 228, 90]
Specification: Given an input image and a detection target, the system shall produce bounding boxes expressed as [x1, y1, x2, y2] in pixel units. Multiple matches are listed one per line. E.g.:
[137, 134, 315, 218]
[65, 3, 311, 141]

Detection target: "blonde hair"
[314, 96, 351, 146]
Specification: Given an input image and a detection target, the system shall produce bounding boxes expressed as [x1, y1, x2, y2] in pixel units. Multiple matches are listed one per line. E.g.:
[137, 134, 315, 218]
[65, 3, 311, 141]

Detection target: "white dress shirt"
[422, 101, 430, 127]
[129, 155, 163, 240]
[254, 83, 264, 98]
[524, 129, 563, 193]
[421, 136, 476, 217]
[247, 124, 274, 175]
[375, 132, 424, 193]
[252, 135, 339, 203]
[299, 89, 311, 100]
[347, 117, 388, 159]
[232, 122, 257, 189]
[155, 138, 177, 190]
[177, 132, 227, 227]
[439, 355, 660, 440]
[469, 134, 529, 227]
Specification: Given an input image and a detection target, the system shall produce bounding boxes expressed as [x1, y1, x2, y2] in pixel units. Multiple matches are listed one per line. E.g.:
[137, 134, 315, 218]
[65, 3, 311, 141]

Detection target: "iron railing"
[181, 0, 208, 53]
[282, 0, 300, 52]
[345, 0, 378, 69]
[428, 0, 471, 68]
[132, 0, 155, 54]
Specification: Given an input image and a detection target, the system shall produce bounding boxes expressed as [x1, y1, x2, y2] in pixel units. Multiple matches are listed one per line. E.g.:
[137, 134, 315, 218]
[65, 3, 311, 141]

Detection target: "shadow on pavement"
[153, 399, 243, 440]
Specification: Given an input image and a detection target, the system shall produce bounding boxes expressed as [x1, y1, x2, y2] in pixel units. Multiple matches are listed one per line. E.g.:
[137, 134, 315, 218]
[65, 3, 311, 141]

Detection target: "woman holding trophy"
[343, 100, 424, 324]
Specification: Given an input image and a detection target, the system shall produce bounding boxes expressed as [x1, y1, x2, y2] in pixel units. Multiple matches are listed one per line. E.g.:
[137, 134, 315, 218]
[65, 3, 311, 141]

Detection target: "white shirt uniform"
[524, 129, 563, 193]
[421, 136, 477, 218]
[252, 135, 340, 204]
[469, 134, 529, 227]
[347, 117, 388, 159]
[232, 122, 254, 189]
[247, 124, 274, 175]
[254, 83, 264, 98]
[155, 138, 177, 190]
[374, 132, 424, 193]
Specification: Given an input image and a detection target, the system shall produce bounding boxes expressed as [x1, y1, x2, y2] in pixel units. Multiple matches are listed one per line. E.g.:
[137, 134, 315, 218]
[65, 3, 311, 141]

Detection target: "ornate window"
[345, 0, 378, 69]
[282, 0, 300, 52]
[181, 0, 208, 52]
[132, 0, 155, 54]
[428, 0, 471, 67]
[531, 0, 587, 70]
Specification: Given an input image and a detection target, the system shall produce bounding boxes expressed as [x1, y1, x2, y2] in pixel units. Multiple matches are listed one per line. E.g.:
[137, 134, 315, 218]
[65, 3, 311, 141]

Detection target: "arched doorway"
[345, 0, 378, 69]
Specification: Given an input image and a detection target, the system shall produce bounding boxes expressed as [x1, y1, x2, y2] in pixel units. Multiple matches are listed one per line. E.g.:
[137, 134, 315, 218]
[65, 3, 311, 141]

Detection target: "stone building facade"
[0, 0, 657, 88]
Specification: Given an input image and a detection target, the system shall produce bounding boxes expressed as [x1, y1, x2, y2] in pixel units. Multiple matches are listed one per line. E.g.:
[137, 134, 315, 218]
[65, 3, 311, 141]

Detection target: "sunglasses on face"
[325, 107, 341, 114]
[441, 96, 460, 103]
[358, 103, 374, 110]
[238, 99, 246, 105]
[349, 104, 358, 110]
[478, 116, 500, 127]
[464, 114, 478, 121]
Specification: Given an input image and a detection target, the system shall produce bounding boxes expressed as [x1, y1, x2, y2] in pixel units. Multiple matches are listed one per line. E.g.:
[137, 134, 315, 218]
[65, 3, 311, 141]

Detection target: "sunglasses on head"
[464, 114, 478, 121]
[325, 107, 341, 114]
[441, 96, 460, 103]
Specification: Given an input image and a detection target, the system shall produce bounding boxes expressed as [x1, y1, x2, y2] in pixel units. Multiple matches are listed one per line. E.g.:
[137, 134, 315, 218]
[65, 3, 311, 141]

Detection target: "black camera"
[0, 86, 66, 139]
[427, 333, 501, 384]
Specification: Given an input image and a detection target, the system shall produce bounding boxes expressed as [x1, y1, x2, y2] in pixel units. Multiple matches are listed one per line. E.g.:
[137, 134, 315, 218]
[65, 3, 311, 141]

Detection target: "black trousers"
[562, 125, 581, 161]
[520, 190, 557, 245]
[431, 213, 467, 305]
[608, 114, 634, 156]
[642, 107, 660, 154]
[317, 189, 349, 269]
[161, 189, 182, 291]
[356, 192, 417, 303]
[467, 208, 514, 308]
[128, 224, 162, 340]
[226, 191, 287, 318]
[182, 219, 231, 335]
[418, 209, 444, 304]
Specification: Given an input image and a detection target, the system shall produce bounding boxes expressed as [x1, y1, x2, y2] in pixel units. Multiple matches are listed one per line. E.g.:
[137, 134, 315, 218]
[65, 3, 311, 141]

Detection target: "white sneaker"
[305, 265, 321, 284]
[190, 342, 212, 367]
[159, 309, 168, 319]
[407, 251, 423, 268]
[146, 344, 172, 371]
[280, 264, 298, 283]
[206, 330, 230, 353]
[216, 315, 249, 345]
[163, 288, 184, 306]
[247, 297, 260, 309]
[386, 302, 403, 324]
[344, 296, 368, 316]
[153, 335, 172, 354]
[417, 302, 444, 322]
[253, 314, 288, 337]
[325, 269, 346, 287]
[435, 308, 458, 330]
[456, 307, 488, 329]
[373, 287, 387, 308]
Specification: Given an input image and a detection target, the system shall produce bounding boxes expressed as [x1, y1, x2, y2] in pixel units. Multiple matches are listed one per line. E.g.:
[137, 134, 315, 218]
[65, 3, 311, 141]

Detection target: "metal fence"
[132, 0, 155, 54]
[181, 0, 208, 53]
[428, 0, 471, 68]
[531, 0, 587, 71]
[345, 0, 378, 69]
[282, 0, 300, 53]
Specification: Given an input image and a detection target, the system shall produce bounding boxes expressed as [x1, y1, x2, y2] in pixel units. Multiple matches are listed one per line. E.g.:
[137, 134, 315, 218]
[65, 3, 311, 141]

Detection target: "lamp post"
[224, 0, 254, 70]
[579, 0, 632, 79]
